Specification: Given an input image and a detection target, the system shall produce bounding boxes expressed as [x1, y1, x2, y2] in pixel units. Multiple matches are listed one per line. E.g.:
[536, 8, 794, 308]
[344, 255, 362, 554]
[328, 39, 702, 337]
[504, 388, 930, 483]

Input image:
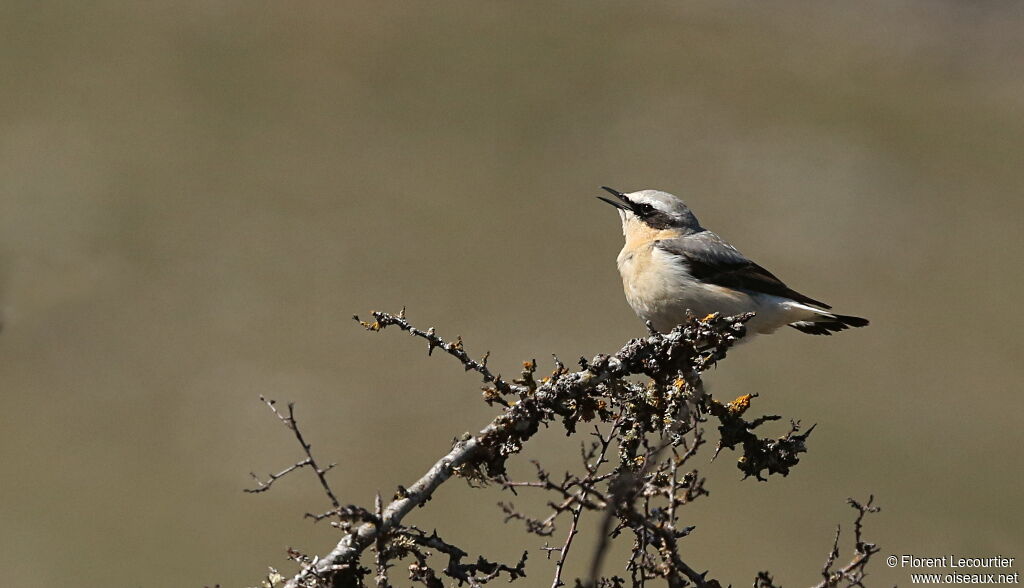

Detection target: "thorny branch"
[246, 398, 340, 517]
[356, 307, 521, 398]
[812, 496, 881, 588]
[754, 497, 881, 588]
[247, 309, 880, 588]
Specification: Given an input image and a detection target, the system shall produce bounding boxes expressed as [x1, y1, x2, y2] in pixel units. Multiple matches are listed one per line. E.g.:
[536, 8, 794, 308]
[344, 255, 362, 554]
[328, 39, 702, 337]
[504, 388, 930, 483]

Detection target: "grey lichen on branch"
[248, 309, 879, 588]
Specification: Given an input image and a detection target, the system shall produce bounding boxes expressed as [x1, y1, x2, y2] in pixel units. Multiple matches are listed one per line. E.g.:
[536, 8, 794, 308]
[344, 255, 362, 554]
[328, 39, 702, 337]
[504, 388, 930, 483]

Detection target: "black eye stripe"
[638, 210, 673, 229]
[636, 203, 655, 214]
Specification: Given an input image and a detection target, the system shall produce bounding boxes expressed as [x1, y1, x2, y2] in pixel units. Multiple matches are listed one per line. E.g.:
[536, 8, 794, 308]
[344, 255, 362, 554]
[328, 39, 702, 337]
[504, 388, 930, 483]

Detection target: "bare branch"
[551, 505, 583, 588]
[811, 496, 881, 588]
[245, 458, 313, 494]
[252, 397, 340, 513]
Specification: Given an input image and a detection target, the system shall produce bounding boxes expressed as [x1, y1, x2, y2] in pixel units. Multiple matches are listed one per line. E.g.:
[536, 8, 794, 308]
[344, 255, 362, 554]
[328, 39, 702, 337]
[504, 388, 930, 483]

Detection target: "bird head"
[598, 187, 703, 234]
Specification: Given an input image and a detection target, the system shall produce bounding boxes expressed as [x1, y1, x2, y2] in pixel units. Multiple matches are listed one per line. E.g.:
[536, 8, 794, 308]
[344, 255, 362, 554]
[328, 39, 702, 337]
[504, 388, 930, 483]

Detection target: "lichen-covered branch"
[246, 309, 879, 588]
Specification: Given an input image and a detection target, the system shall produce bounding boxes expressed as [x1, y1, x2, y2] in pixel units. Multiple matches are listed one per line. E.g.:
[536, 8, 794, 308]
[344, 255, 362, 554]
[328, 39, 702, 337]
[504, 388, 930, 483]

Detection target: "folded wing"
[654, 232, 831, 309]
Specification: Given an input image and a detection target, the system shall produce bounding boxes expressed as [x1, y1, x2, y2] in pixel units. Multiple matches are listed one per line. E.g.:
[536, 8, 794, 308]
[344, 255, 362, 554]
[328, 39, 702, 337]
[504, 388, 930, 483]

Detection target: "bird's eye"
[636, 203, 655, 216]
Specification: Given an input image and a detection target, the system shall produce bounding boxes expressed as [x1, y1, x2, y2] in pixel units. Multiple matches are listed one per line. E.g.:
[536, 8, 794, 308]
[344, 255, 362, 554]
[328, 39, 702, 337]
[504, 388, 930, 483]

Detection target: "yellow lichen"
[727, 394, 753, 415]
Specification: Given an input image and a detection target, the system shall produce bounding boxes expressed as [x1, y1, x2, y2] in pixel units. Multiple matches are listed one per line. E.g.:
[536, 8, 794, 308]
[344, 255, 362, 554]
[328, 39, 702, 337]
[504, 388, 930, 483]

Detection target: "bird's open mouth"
[597, 186, 633, 211]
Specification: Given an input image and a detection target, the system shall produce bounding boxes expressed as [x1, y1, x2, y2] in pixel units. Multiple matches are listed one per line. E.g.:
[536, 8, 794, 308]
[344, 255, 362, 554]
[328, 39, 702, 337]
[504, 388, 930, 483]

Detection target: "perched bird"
[598, 187, 868, 336]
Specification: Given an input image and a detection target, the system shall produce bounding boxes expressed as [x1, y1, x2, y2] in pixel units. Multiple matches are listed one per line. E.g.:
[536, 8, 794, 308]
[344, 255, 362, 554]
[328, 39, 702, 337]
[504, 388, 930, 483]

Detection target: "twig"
[255, 397, 340, 511]
[810, 496, 881, 588]
[355, 308, 523, 396]
[551, 505, 583, 588]
[245, 458, 313, 494]
[550, 422, 619, 588]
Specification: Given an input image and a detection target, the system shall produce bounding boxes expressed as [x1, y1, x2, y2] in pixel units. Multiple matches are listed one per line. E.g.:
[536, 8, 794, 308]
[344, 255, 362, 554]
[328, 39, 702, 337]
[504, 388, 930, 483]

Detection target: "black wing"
[654, 233, 831, 309]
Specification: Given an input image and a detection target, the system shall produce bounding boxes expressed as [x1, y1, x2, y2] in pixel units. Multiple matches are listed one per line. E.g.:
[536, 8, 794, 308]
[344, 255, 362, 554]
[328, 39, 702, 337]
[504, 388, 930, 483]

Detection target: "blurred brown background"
[1, 2, 1022, 586]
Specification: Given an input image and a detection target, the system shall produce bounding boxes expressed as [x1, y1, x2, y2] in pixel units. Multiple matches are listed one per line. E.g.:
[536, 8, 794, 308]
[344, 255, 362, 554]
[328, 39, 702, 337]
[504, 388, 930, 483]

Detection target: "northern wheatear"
[598, 187, 868, 336]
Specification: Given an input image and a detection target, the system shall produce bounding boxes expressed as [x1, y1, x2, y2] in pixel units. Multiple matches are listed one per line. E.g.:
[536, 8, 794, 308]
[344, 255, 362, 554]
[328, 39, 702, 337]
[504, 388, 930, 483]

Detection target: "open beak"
[597, 186, 633, 211]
